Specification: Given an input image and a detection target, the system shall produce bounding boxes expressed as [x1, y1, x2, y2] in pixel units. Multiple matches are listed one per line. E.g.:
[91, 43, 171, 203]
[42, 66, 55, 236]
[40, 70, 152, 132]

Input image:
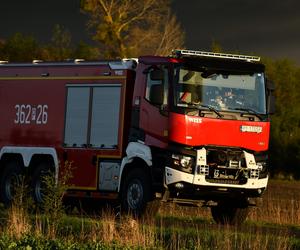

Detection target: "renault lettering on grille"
[240, 125, 262, 133]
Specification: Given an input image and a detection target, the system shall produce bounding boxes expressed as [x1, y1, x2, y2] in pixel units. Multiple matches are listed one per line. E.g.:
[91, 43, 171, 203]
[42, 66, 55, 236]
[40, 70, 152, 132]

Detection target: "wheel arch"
[119, 157, 152, 194]
[118, 142, 153, 193]
[28, 154, 56, 175]
[0, 153, 24, 174]
[0, 146, 58, 176]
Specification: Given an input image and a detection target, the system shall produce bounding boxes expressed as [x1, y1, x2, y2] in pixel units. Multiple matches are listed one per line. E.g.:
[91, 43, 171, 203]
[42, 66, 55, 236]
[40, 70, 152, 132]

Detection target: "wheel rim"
[127, 179, 143, 210]
[34, 179, 44, 203]
[5, 173, 19, 201]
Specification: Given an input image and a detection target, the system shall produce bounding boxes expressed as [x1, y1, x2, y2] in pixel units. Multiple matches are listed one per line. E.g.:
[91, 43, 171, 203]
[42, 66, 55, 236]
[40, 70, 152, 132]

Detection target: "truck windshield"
[173, 67, 266, 114]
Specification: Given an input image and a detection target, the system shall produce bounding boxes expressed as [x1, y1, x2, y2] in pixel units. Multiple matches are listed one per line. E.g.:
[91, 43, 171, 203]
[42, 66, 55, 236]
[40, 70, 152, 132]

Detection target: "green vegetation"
[263, 59, 300, 179]
[0, 179, 299, 249]
[0, 27, 99, 62]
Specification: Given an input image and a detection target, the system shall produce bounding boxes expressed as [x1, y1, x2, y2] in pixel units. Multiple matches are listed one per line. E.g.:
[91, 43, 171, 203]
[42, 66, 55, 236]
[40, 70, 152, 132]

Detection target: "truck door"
[140, 66, 169, 146]
[63, 84, 122, 190]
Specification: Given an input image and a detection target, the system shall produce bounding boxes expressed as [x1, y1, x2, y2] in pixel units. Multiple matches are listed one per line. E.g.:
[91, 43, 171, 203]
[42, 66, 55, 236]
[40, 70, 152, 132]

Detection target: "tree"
[153, 13, 185, 56]
[41, 25, 73, 61]
[72, 41, 101, 60]
[262, 58, 300, 178]
[81, 0, 185, 58]
[0, 33, 41, 62]
[0, 39, 5, 60]
[211, 40, 222, 53]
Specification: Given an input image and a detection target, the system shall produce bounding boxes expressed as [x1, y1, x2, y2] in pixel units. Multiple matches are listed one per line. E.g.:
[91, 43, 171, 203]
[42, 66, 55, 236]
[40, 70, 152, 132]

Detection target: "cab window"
[145, 67, 168, 106]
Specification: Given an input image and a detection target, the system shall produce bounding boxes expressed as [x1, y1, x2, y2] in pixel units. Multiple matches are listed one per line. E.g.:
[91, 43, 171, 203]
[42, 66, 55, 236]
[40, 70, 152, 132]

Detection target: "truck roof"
[0, 59, 137, 78]
[0, 58, 137, 70]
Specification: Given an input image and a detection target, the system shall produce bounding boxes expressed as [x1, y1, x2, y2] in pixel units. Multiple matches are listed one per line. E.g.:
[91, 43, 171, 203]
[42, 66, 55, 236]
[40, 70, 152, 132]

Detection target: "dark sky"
[1, 0, 300, 64]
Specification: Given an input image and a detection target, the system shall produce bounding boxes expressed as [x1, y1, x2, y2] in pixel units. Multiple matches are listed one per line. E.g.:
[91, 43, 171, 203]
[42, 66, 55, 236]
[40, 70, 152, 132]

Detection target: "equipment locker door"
[63, 84, 122, 190]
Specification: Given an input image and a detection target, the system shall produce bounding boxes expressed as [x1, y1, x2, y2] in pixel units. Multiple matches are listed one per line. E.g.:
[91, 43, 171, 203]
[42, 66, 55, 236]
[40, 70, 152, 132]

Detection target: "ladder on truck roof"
[172, 49, 260, 62]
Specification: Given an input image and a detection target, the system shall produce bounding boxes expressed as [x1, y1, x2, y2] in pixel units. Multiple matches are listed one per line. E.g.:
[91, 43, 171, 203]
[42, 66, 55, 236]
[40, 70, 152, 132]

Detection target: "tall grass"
[2, 178, 299, 249]
[249, 180, 300, 225]
[6, 177, 32, 239]
[3, 205, 296, 249]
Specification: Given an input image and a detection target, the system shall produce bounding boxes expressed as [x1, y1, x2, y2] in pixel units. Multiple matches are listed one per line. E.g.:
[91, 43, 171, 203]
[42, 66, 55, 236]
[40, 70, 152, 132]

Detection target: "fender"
[0, 146, 59, 174]
[117, 142, 152, 192]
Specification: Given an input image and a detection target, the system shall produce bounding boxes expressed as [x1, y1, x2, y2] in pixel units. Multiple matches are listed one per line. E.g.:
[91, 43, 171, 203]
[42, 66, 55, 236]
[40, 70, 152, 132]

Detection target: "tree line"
[264, 58, 300, 179]
[0, 0, 299, 179]
[0, 0, 184, 61]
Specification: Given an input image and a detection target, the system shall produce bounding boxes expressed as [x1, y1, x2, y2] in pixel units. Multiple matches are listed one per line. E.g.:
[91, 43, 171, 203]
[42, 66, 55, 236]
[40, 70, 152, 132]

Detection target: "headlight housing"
[257, 161, 268, 179]
[171, 154, 194, 173]
[254, 152, 269, 179]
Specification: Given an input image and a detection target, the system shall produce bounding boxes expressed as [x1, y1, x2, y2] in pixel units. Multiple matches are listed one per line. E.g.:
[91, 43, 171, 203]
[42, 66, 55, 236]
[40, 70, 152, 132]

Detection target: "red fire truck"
[0, 50, 274, 224]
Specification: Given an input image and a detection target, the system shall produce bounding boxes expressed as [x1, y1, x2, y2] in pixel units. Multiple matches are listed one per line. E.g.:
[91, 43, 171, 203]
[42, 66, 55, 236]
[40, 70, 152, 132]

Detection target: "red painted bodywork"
[169, 113, 270, 151]
[0, 63, 133, 192]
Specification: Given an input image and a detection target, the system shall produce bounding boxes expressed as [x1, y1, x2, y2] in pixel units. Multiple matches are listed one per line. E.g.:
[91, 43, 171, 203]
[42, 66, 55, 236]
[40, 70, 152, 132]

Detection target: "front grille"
[207, 148, 244, 167]
[204, 165, 248, 185]
[203, 148, 248, 185]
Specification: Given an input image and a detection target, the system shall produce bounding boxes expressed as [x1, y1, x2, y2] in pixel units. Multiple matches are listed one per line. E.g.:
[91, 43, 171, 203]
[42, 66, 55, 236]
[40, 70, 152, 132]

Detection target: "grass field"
[0, 179, 300, 249]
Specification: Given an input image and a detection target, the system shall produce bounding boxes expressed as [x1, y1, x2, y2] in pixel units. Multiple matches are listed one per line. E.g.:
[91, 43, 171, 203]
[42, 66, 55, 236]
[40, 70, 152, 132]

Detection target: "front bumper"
[165, 166, 268, 200]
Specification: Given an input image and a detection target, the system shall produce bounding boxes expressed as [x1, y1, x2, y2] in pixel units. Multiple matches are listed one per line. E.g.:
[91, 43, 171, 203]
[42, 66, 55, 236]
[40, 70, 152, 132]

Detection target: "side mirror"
[266, 79, 275, 91]
[149, 84, 164, 106]
[267, 94, 276, 114]
[266, 79, 275, 115]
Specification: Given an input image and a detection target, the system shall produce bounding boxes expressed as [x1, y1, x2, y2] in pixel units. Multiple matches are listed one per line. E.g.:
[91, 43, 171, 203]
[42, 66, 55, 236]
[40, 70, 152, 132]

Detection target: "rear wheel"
[211, 199, 249, 225]
[0, 161, 23, 206]
[121, 168, 151, 217]
[31, 163, 52, 204]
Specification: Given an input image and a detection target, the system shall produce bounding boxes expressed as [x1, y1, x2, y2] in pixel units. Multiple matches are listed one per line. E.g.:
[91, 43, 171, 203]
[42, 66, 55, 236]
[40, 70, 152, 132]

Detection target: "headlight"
[254, 153, 269, 179]
[171, 154, 194, 173]
[257, 161, 268, 179]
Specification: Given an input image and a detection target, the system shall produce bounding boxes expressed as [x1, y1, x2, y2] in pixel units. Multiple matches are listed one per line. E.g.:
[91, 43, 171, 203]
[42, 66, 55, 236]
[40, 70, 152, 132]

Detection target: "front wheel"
[211, 199, 249, 225]
[121, 168, 150, 217]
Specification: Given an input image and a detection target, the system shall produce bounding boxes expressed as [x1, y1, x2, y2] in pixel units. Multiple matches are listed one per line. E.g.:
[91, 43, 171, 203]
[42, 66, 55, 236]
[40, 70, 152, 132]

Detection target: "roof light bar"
[173, 49, 260, 62]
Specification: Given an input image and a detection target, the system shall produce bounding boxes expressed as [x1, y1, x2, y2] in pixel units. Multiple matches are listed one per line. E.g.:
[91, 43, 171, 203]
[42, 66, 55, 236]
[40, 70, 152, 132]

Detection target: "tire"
[0, 161, 22, 206]
[121, 168, 151, 217]
[211, 200, 249, 225]
[31, 163, 52, 204]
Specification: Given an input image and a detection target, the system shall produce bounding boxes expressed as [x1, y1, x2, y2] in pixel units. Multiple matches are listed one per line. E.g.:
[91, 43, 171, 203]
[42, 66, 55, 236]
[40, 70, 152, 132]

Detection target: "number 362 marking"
[14, 104, 48, 125]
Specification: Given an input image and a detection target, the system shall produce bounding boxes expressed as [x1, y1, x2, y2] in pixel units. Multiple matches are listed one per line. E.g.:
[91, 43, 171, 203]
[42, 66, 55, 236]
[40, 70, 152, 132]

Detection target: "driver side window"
[145, 66, 168, 106]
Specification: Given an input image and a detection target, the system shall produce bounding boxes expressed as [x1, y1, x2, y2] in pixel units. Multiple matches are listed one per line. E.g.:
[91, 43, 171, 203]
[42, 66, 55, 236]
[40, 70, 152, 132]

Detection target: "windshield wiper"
[187, 103, 223, 118]
[232, 108, 263, 121]
[200, 104, 223, 118]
